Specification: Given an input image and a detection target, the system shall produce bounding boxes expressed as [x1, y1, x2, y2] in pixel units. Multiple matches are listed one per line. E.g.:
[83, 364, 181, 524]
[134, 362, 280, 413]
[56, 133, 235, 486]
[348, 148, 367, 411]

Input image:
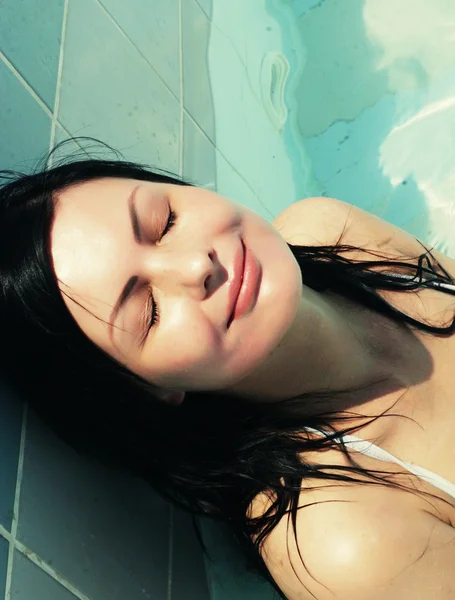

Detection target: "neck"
[229, 285, 430, 405]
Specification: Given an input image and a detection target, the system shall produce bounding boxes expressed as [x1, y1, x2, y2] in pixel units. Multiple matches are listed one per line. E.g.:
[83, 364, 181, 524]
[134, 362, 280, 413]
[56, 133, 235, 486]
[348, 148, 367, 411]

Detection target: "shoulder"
[272, 196, 354, 245]
[273, 196, 431, 261]
[252, 481, 455, 599]
[274, 196, 455, 283]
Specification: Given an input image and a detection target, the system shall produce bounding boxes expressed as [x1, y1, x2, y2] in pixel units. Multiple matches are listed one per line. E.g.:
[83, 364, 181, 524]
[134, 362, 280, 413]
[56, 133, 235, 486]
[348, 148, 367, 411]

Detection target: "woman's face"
[51, 177, 302, 400]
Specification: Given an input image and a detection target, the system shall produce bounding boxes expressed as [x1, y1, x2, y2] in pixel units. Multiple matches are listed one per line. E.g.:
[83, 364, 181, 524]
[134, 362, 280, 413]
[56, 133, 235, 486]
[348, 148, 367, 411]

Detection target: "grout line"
[56, 120, 74, 141]
[1, 403, 91, 600]
[0, 404, 90, 600]
[194, 0, 211, 20]
[4, 404, 28, 600]
[167, 505, 174, 600]
[59, 0, 266, 217]
[179, 0, 184, 178]
[49, 0, 69, 162]
[95, 0, 178, 102]
[182, 108, 273, 217]
[176, 8, 272, 215]
[0, 524, 13, 545]
[0, 51, 53, 119]
[14, 539, 91, 600]
[54, 120, 96, 160]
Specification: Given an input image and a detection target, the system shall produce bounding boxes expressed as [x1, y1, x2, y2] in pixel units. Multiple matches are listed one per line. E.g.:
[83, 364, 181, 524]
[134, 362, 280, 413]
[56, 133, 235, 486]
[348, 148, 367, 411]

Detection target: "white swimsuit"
[305, 427, 455, 500]
[306, 270, 455, 501]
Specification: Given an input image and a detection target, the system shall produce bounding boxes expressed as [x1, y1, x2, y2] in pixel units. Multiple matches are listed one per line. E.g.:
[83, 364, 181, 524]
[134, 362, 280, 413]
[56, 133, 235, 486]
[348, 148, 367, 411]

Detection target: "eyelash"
[147, 209, 177, 331]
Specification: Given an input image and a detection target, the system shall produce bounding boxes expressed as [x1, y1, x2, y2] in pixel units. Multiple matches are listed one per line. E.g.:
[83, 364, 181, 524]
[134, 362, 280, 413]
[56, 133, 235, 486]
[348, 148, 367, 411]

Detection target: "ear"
[156, 389, 186, 406]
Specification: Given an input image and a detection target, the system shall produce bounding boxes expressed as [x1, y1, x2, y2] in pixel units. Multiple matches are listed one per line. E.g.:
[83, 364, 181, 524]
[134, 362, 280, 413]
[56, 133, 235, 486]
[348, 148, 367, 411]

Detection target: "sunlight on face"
[50, 177, 302, 397]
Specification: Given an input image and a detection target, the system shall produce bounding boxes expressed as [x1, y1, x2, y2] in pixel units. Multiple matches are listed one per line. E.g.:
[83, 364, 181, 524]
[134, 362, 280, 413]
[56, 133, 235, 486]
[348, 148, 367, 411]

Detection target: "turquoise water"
[208, 0, 455, 257]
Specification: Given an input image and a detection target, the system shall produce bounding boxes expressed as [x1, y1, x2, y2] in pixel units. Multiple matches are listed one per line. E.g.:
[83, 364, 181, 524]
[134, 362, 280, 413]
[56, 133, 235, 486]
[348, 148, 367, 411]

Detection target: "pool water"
[209, 0, 455, 257]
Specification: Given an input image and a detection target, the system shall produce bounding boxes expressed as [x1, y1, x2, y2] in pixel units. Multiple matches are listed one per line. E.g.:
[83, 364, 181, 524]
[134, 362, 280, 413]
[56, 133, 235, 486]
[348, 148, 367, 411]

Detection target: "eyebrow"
[128, 185, 142, 243]
[108, 186, 142, 339]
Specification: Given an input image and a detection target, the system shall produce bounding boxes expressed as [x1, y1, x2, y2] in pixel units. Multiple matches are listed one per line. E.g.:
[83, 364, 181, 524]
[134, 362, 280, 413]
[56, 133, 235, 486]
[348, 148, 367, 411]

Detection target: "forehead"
[54, 177, 139, 219]
[49, 178, 147, 352]
[51, 178, 135, 279]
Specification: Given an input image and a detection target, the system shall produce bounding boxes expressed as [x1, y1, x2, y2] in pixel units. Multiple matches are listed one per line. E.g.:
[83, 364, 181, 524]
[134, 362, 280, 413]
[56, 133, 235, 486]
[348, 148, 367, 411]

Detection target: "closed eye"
[142, 207, 178, 341]
[161, 209, 177, 239]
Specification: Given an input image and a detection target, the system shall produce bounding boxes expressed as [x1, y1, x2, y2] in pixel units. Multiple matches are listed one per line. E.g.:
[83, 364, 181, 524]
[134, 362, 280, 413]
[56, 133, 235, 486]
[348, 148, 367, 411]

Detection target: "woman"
[2, 140, 455, 599]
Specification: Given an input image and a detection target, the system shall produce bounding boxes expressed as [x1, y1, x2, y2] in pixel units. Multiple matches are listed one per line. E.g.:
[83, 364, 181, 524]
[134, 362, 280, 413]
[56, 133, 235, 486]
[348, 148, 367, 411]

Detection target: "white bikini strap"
[305, 427, 455, 499]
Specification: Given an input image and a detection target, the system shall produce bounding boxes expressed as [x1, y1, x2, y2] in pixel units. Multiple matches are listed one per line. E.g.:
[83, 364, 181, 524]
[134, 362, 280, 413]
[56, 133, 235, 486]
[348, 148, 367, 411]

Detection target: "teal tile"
[0, 60, 51, 172]
[172, 508, 210, 600]
[0, 381, 24, 532]
[18, 412, 170, 600]
[0, 535, 9, 599]
[200, 519, 279, 600]
[1, 0, 65, 109]
[200, 18, 305, 220]
[59, 0, 180, 173]
[216, 151, 273, 222]
[49, 124, 89, 165]
[100, 0, 180, 98]
[194, 0, 212, 19]
[183, 113, 216, 188]
[11, 551, 78, 600]
[182, 0, 215, 143]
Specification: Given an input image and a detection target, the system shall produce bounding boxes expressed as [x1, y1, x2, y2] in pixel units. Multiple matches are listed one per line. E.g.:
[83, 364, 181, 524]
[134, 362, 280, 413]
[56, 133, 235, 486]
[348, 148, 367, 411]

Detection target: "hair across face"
[50, 177, 302, 396]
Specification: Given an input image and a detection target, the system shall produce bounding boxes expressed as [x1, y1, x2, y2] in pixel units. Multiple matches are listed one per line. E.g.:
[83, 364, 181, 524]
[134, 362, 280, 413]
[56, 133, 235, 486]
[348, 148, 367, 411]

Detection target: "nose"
[141, 246, 216, 299]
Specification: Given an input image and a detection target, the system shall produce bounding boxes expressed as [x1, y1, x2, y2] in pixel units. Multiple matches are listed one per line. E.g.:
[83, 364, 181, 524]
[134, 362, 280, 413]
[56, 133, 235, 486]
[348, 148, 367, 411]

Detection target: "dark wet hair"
[2, 138, 455, 598]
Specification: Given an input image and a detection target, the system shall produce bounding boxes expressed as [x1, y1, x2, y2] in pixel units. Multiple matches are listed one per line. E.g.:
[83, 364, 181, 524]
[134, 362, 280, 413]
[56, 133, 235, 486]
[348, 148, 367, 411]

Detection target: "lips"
[227, 239, 261, 327]
[227, 241, 246, 328]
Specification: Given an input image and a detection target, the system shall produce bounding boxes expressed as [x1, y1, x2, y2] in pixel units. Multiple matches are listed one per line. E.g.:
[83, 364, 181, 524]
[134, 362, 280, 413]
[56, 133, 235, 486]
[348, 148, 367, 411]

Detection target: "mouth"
[227, 239, 260, 328]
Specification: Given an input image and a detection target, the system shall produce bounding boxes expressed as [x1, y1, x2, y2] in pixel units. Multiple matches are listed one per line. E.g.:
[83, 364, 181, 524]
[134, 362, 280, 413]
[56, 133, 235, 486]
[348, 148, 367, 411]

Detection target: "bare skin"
[251, 197, 455, 600]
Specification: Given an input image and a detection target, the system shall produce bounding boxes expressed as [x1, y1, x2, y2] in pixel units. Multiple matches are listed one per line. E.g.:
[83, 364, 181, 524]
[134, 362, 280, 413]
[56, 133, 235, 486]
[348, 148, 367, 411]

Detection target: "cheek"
[148, 318, 223, 388]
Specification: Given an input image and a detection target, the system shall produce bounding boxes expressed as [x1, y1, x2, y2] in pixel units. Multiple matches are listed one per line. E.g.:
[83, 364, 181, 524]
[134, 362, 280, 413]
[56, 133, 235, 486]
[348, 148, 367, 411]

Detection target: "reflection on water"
[364, 0, 455, 255]
[290, 0, 389, 137]
[292, 0, 455, 254]
[364, 0, 455, 92]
